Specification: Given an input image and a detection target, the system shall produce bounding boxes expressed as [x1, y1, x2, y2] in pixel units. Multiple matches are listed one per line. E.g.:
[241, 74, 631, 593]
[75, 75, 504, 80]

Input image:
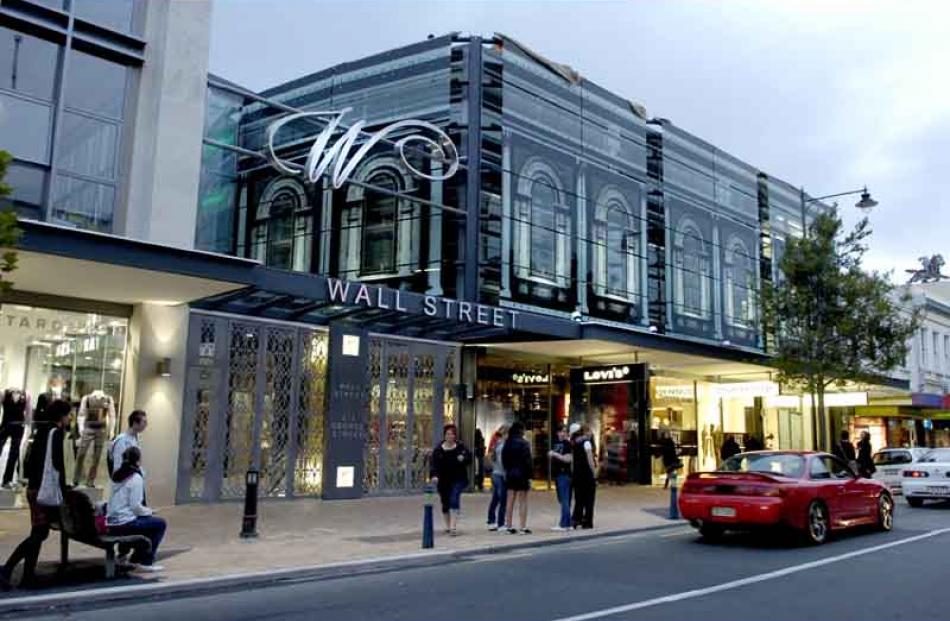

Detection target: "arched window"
[252, 179, 312, 272]
[361, 171, 399, 275]
[593, 187, 640, 302]
[724, 237, 756, 328]
[673, 220, 711, 318]
[530, 175, 558, 280]
[513, 159, 571, 288]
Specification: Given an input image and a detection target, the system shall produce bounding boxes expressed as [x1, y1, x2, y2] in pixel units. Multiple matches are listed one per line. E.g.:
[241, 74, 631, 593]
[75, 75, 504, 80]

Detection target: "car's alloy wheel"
[806, 501, 829, 545]
[877, 493, 893, 531]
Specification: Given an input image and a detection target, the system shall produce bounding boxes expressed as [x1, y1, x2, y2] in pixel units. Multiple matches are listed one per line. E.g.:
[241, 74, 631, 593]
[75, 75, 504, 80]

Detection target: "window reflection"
[673, 219, 711, 319]
[361, 172, 399, 276]
[724, 236, 756, 329]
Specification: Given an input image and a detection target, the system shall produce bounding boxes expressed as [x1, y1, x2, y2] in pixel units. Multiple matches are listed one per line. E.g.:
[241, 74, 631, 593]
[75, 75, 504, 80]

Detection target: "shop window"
[513, 159, 571, 289]
[592, 187, 639, 302]
[672, 219, 711, 319]
[251, 178, 312, 272]
[723, 236, 756, 328]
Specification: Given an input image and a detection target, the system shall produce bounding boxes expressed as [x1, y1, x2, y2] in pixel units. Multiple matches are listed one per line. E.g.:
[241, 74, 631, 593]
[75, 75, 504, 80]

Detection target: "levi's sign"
[326, 278, 520, 330]
[266, 108, 460, 188]
[583, 365, 631, 383]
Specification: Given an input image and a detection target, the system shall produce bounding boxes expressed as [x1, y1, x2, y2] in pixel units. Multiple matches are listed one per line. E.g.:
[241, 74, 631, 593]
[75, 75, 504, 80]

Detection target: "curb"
[0, 520, 686, 616]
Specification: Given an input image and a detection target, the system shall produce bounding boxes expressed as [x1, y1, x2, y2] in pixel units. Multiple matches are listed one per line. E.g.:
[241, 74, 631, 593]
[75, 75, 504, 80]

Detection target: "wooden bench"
[56, 489, 151, 579]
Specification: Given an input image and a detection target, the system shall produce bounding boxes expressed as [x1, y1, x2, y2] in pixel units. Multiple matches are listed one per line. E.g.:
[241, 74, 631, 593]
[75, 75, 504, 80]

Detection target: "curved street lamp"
[800, 186, 879, 235]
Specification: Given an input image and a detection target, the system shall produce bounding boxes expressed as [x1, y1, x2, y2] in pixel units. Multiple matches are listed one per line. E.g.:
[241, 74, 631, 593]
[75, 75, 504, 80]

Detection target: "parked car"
[902, 448, 950, 507]
[679, 451, 893, 545]
[872, 448, 931, 494]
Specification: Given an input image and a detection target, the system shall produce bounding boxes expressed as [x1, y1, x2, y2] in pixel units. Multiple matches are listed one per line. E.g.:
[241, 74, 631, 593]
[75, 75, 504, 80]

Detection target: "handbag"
[36, 431, 63, 507]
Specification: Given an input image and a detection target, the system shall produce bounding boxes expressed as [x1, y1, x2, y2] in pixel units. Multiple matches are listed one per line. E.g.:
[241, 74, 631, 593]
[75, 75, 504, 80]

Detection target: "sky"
[209, 0, 950, 280]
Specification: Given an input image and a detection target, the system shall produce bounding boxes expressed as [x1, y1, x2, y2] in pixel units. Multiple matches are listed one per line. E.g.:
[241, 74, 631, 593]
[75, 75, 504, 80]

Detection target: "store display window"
[650, 377, 698, 482]
[0, 304, 128, 489]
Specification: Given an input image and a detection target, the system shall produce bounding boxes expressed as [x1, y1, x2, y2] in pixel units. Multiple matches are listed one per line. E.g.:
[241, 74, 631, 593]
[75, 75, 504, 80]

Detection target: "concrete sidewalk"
[0, 485, 675, 593]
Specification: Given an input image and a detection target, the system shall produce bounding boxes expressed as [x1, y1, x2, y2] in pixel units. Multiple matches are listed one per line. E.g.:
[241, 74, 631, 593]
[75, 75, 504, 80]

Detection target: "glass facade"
[0, 3, 138, 232]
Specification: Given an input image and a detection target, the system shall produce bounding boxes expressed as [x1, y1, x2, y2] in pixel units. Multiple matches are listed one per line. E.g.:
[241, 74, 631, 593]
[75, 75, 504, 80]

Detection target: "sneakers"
[134, 564, 164, 573]
[487, 523, 498, 531]
[550, 526, 568, 532]
[507, 527, 518, 534]
[520, 528, 532, 535]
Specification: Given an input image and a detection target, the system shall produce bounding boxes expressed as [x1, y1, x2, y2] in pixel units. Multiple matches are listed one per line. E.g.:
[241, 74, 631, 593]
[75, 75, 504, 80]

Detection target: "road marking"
[660, 530, 694, 538]
[548, 528, 950, 621]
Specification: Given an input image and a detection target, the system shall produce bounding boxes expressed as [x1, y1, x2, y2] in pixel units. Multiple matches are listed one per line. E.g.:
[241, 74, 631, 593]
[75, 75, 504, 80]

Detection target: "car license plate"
[711, 506, 736, 518]
[926, 486, 950, 496]
[884, 469, 899, 475]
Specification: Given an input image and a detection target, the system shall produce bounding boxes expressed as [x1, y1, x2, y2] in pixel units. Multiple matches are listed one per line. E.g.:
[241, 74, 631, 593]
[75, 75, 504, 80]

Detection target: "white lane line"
[549, 528, 950, 621]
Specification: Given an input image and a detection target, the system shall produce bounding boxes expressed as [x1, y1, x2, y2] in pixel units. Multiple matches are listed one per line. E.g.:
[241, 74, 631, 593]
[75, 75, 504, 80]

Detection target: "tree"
[762, 210, 918, 451]
[0, 150, 21, 294]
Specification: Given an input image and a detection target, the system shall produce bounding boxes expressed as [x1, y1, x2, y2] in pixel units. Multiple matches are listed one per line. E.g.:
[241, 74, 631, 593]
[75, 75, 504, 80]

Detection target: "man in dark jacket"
[720, 436, 741, 462]
[856, 432, 875, 477]
[501, 422, 533, 534]
[0, 400, 71, 589]
[832, 430, 857, 464]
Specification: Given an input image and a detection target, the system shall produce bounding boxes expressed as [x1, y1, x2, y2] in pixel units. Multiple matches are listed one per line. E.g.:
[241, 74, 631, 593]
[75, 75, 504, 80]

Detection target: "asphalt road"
[17, 501, 950, 621]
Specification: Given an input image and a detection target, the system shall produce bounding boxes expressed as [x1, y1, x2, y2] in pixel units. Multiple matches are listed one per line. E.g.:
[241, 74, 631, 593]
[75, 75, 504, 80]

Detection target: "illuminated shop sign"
[713, 381, 780, 398]
[326, 278, 520, 329]
[655, 384, 694, 400]
[512, 373, 549, 385]
[266, 108, 460, 189]
[582, 365, 631, 383]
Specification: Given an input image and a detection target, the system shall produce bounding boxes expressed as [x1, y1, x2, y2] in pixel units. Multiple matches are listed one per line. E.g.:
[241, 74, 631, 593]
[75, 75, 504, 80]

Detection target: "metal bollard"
[422, 484, 434, 549]
[668, 471, 680, 520]
[240, 469, 259, 539]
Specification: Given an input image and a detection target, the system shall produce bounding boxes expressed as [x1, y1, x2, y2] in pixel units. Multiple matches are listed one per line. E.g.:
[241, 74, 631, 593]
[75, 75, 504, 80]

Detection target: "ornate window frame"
[672, 217, 711, 319]
[340, 156, 417, 280]
[513, 158, 570, 289]
[592, 186, 639, 303]
[723, 235, 757, 329]
[252, 177, 312, 272]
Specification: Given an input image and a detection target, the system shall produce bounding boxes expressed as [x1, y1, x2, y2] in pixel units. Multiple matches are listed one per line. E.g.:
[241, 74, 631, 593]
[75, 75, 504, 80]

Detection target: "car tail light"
[904, 470, 929, 478]
[734, 485, 782, 497]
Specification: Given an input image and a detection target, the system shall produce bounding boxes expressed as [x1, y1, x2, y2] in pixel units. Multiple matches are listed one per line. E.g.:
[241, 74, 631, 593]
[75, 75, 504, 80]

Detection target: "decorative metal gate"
[363, 337, 460, 494]
[178, 313, 328, 503]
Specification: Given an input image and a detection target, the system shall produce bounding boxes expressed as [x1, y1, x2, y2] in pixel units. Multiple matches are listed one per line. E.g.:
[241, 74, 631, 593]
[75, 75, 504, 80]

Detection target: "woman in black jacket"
[502, 421, 533, 535]
[0, 399, 70, 589]
[429, 424, 471, 536]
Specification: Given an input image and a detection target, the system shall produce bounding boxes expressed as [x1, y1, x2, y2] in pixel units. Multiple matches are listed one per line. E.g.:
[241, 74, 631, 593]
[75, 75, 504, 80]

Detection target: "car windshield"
[920, 449, 950, 463]
[720, 453, 805, 478]
[873, 451, 912, 466]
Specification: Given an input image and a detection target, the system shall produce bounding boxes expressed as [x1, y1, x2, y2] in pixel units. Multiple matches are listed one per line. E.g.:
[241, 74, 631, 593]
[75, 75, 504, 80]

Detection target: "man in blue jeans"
[548, 424, 574, 531]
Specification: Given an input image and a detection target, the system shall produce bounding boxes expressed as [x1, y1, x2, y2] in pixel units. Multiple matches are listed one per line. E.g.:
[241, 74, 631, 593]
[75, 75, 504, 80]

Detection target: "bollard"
[668, 470, 680, 520]
[240, 469, 260, 538]
[422, 484, 434, 549]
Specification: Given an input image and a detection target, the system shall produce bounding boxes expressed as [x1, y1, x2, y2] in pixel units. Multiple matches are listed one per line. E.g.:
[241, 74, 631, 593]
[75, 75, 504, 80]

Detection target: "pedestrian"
[502, 421, 533, 534]
[720, 435, 741, 462]
[0, 399, 71, 589]
[660, 432, 681, 489]
[474, 428, 486, 492]
[548, 424, 573, 531]
[107, 446, 166, 572]
[856, 431, 876, 478]
[429, 424, 471, 536]
[571, 423, 597, 530]
[485, 424, 508, 531]
[108, 410, 148, 477]
[765, 434, 775, 450]
[744, 434, 763, 452]
[832, 430, 857, 470]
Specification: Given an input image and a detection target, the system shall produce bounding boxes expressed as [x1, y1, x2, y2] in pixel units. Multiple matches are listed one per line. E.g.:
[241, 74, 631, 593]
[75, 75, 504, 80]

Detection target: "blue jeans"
[555, 474, 572, 528]
[487, 473, 507, 526]
[108, 516, 167, 565]
[438, 481, 465, 514]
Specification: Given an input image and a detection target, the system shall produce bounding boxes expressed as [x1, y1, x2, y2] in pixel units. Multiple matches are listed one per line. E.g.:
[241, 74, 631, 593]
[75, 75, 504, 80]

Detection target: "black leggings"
[572, 478, 596, 528]
[3, 524, 50, 584]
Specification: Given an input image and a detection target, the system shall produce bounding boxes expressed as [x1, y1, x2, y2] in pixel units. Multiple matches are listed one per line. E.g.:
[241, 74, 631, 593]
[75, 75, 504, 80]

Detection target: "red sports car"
[678, 451, 893, 544]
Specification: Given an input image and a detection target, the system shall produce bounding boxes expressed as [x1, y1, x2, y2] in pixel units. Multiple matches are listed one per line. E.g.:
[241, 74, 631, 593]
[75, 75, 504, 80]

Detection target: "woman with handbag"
[0, 399, 71, 590]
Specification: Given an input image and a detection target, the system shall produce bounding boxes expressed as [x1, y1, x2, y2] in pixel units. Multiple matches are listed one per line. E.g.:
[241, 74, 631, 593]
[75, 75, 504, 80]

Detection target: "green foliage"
[0, 151, 22, 294]
[762, 211, 918, 448]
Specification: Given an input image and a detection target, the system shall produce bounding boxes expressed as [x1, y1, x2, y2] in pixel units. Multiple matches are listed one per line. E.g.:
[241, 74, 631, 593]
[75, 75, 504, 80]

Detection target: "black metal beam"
[462, 36, 483, 303]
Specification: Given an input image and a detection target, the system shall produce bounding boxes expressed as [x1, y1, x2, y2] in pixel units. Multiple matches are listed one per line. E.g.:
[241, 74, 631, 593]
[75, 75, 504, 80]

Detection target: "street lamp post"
[797, 186, 878, 451]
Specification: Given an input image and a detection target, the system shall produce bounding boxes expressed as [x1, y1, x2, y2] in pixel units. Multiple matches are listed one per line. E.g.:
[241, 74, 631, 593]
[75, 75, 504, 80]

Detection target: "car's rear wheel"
[698, 523, 724, 542]
[877, 493, 894, 531]
[804, 501, 829, 545]
[907, 497, 924, 508]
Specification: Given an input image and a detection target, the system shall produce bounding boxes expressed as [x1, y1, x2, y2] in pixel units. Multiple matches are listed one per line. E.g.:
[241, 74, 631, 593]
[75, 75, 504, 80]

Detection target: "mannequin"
[73, 389, 115, 488]
[0, 388, 32, 488]
[34, 379, 66, 422]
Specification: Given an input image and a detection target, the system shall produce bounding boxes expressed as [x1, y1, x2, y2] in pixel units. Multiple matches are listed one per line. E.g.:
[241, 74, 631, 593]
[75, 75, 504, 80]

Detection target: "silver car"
[872, 448, 931, 494]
